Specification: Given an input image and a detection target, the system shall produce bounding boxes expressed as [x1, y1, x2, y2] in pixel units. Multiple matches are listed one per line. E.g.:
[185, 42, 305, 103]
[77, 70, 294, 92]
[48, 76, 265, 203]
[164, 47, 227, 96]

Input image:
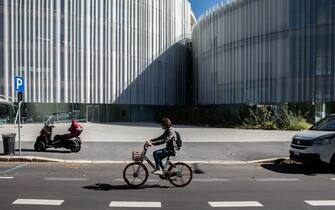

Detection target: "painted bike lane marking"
[255, 178, 300, 182]
[43, 177, 88, 181]
[0, 176, 14, 179]
[208, 201, 263, 207]
[0, 163, 28, 174]
[12, 199, 64, 206]
[305, 200, 335, 206]
[109, 201, 161, 208]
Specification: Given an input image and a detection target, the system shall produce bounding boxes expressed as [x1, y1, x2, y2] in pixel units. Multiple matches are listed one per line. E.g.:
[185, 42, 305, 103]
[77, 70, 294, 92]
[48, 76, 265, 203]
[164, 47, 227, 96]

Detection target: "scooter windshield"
[45, 115, 56, 125]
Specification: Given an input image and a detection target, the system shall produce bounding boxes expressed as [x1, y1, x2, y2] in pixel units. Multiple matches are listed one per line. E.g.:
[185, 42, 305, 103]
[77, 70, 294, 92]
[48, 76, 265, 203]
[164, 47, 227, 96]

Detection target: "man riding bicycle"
[146, 118, 177, 175]
[123, 119, 192, 187]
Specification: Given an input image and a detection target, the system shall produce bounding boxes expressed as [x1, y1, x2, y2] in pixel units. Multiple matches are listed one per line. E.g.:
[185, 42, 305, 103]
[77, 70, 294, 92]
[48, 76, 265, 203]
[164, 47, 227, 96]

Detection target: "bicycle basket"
[132, 151, 142, 162]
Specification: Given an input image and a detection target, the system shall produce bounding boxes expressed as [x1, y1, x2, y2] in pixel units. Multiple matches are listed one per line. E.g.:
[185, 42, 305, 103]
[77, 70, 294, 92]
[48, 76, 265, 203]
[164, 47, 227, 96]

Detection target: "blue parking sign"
[15, 76, 24, 92]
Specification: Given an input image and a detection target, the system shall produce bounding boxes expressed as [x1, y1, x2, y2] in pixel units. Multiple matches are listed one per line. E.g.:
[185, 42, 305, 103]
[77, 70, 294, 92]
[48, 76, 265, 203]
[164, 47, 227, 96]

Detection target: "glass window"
[0, 45, 3, 78]
[317, 0, 330, 24]
[311, 115, 335, 131]
[0, 9, 3, 42]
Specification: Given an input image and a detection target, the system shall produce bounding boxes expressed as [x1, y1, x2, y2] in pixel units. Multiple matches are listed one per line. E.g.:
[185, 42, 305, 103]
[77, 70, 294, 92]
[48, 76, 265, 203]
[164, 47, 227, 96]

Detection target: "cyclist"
[146, 118, 176, 175]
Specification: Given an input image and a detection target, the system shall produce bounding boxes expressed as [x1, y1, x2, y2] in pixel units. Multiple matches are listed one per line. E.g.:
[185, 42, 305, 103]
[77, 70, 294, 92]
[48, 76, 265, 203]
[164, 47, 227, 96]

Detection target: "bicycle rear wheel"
[167, 162, 193, 187]
[123, 162, 148, 187]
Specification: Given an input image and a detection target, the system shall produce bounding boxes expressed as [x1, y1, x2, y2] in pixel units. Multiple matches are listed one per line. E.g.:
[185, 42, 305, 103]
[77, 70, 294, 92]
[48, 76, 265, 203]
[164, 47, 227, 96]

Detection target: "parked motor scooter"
[34, 112, 83, 152]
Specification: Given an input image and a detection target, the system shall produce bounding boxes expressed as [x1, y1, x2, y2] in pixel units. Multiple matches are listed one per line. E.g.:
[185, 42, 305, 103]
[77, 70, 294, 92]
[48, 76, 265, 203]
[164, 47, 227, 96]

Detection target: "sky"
[189, 0, 224, 19]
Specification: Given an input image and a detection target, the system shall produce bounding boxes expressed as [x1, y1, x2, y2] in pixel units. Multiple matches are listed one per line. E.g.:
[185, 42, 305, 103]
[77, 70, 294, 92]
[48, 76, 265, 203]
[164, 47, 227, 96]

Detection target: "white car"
[290, 114, 335, 167]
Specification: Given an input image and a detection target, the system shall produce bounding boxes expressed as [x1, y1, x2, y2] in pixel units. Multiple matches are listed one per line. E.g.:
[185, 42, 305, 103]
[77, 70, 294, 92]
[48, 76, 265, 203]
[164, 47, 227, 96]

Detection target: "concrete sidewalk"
[0, 122, 297, 142]
[0, 123, 294, 162]
[0, 141, 290, 162]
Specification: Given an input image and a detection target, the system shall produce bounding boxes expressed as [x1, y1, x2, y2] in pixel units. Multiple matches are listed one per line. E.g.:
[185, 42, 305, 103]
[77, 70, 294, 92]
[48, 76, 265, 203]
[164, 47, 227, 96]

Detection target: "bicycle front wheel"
[168, 162, 193, 187]
[123, 162, 148, 187]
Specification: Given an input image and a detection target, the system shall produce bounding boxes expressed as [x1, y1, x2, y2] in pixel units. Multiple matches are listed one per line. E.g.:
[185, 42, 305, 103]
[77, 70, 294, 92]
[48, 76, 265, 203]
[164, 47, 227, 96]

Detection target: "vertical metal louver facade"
[192, 0, 335, 105]
[0, 0, 194, 105]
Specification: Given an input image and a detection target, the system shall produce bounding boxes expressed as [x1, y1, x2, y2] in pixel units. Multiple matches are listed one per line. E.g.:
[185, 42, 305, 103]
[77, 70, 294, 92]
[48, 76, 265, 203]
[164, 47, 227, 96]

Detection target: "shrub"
[277, 103, 312, 130]
[242, 104, 312, 130]
[241, 106, 277, 130]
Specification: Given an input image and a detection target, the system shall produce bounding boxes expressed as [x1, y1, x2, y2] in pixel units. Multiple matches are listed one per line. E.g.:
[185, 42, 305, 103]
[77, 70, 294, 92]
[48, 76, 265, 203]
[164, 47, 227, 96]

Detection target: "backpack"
[174, 130, 182, 150]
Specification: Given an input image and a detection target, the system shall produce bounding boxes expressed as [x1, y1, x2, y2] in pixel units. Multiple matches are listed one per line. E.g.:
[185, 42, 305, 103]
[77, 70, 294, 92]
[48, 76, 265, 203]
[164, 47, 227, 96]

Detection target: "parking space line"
[0, 176, 14, 179]
[305, 200, 335, 206]
[255, 178, 300, 182]
[208, 201, 263, 207]
[12, 199, 64, 206]
[43, 177, 88, 181]
[0, 163, 28, 174]
[109, 201, 161, 208]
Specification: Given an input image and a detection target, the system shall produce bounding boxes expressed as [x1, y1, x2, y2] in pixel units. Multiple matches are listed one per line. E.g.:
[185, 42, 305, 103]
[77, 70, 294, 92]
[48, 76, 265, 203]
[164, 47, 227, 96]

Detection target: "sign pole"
[15, 76, 24, 156]
[18, 101, 21, 155]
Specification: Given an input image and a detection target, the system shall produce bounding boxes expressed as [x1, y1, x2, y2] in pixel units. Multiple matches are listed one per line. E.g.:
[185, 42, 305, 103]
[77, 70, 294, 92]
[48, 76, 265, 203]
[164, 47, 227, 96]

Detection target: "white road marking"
[109, 201, 161, 208]
[185, 161, 247, 165]
[255, 178, 300, 182]
[209, 201, 263, 207]
[331, 178, 335, 181]
[12, 199, 64, 206]
[193, 178, 231, 182]
[114, 178, 158, 182]
[305, 200, 335, 206]
[0, 163, 28, 174]
[246, 157, 287, 164]
[0, 176, 14, 179]
[43, 177, 88, 181]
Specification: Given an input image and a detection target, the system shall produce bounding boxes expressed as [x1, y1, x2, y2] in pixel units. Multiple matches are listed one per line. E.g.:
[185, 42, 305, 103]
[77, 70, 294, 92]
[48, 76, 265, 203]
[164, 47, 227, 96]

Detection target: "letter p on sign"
[15, 76, 24, 92]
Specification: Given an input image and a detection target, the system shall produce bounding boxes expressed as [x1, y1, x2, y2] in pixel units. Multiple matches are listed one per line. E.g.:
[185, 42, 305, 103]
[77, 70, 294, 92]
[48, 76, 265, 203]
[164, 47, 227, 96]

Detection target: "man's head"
[68, 113, 73, 120]
[161, 118, 172, 129]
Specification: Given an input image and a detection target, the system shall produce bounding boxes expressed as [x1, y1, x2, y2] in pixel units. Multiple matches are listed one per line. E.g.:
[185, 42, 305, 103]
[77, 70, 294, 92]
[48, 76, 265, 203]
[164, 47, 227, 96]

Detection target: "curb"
[0, 156, 289, 164]
[246, 157, 288, 164]
[0, 156, 63, 163]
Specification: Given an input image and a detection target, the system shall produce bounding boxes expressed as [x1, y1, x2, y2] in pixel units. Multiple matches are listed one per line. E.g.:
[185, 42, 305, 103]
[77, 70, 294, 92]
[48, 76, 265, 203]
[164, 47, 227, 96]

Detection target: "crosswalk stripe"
[305, 200, 335, 206]
[0, 176, 14, 179]
[255, 178, 300, 182]
[209, 201, 263, 207]
[109, 201, 161, 208]
[44, 177, 88, 181]
[12, 199, 64, 206]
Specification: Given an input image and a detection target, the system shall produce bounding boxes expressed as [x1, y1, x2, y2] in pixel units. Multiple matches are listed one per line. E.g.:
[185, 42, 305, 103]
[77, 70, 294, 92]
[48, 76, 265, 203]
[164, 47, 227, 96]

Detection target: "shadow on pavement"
[192, 163, 206, 174]
[16, 149, 71, 154]
[83, 183, 170, 191]
[261, 161, 335, 176]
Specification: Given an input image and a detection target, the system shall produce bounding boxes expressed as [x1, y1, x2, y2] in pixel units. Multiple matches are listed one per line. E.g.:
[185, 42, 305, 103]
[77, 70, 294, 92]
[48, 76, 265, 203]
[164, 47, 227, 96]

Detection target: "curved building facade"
[193, 0, 335, 105]
[0, 0, 194, 106]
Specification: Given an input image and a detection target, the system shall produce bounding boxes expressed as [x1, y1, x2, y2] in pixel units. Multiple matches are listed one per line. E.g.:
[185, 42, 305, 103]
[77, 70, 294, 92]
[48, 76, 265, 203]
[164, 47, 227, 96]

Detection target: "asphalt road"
[0, 162, 335, 210]
[0, 141, 290, 161]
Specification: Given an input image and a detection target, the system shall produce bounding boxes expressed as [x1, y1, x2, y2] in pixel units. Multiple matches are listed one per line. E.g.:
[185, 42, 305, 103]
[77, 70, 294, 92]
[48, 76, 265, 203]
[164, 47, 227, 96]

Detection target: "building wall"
[192, 0, 335, 105]
[0, 2, 4, 95]
[0, 0, 193, 105]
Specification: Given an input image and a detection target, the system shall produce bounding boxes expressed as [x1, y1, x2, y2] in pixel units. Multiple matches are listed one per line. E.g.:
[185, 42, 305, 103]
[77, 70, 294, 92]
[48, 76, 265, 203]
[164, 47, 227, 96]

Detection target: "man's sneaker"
[152, 169, 163, 175]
